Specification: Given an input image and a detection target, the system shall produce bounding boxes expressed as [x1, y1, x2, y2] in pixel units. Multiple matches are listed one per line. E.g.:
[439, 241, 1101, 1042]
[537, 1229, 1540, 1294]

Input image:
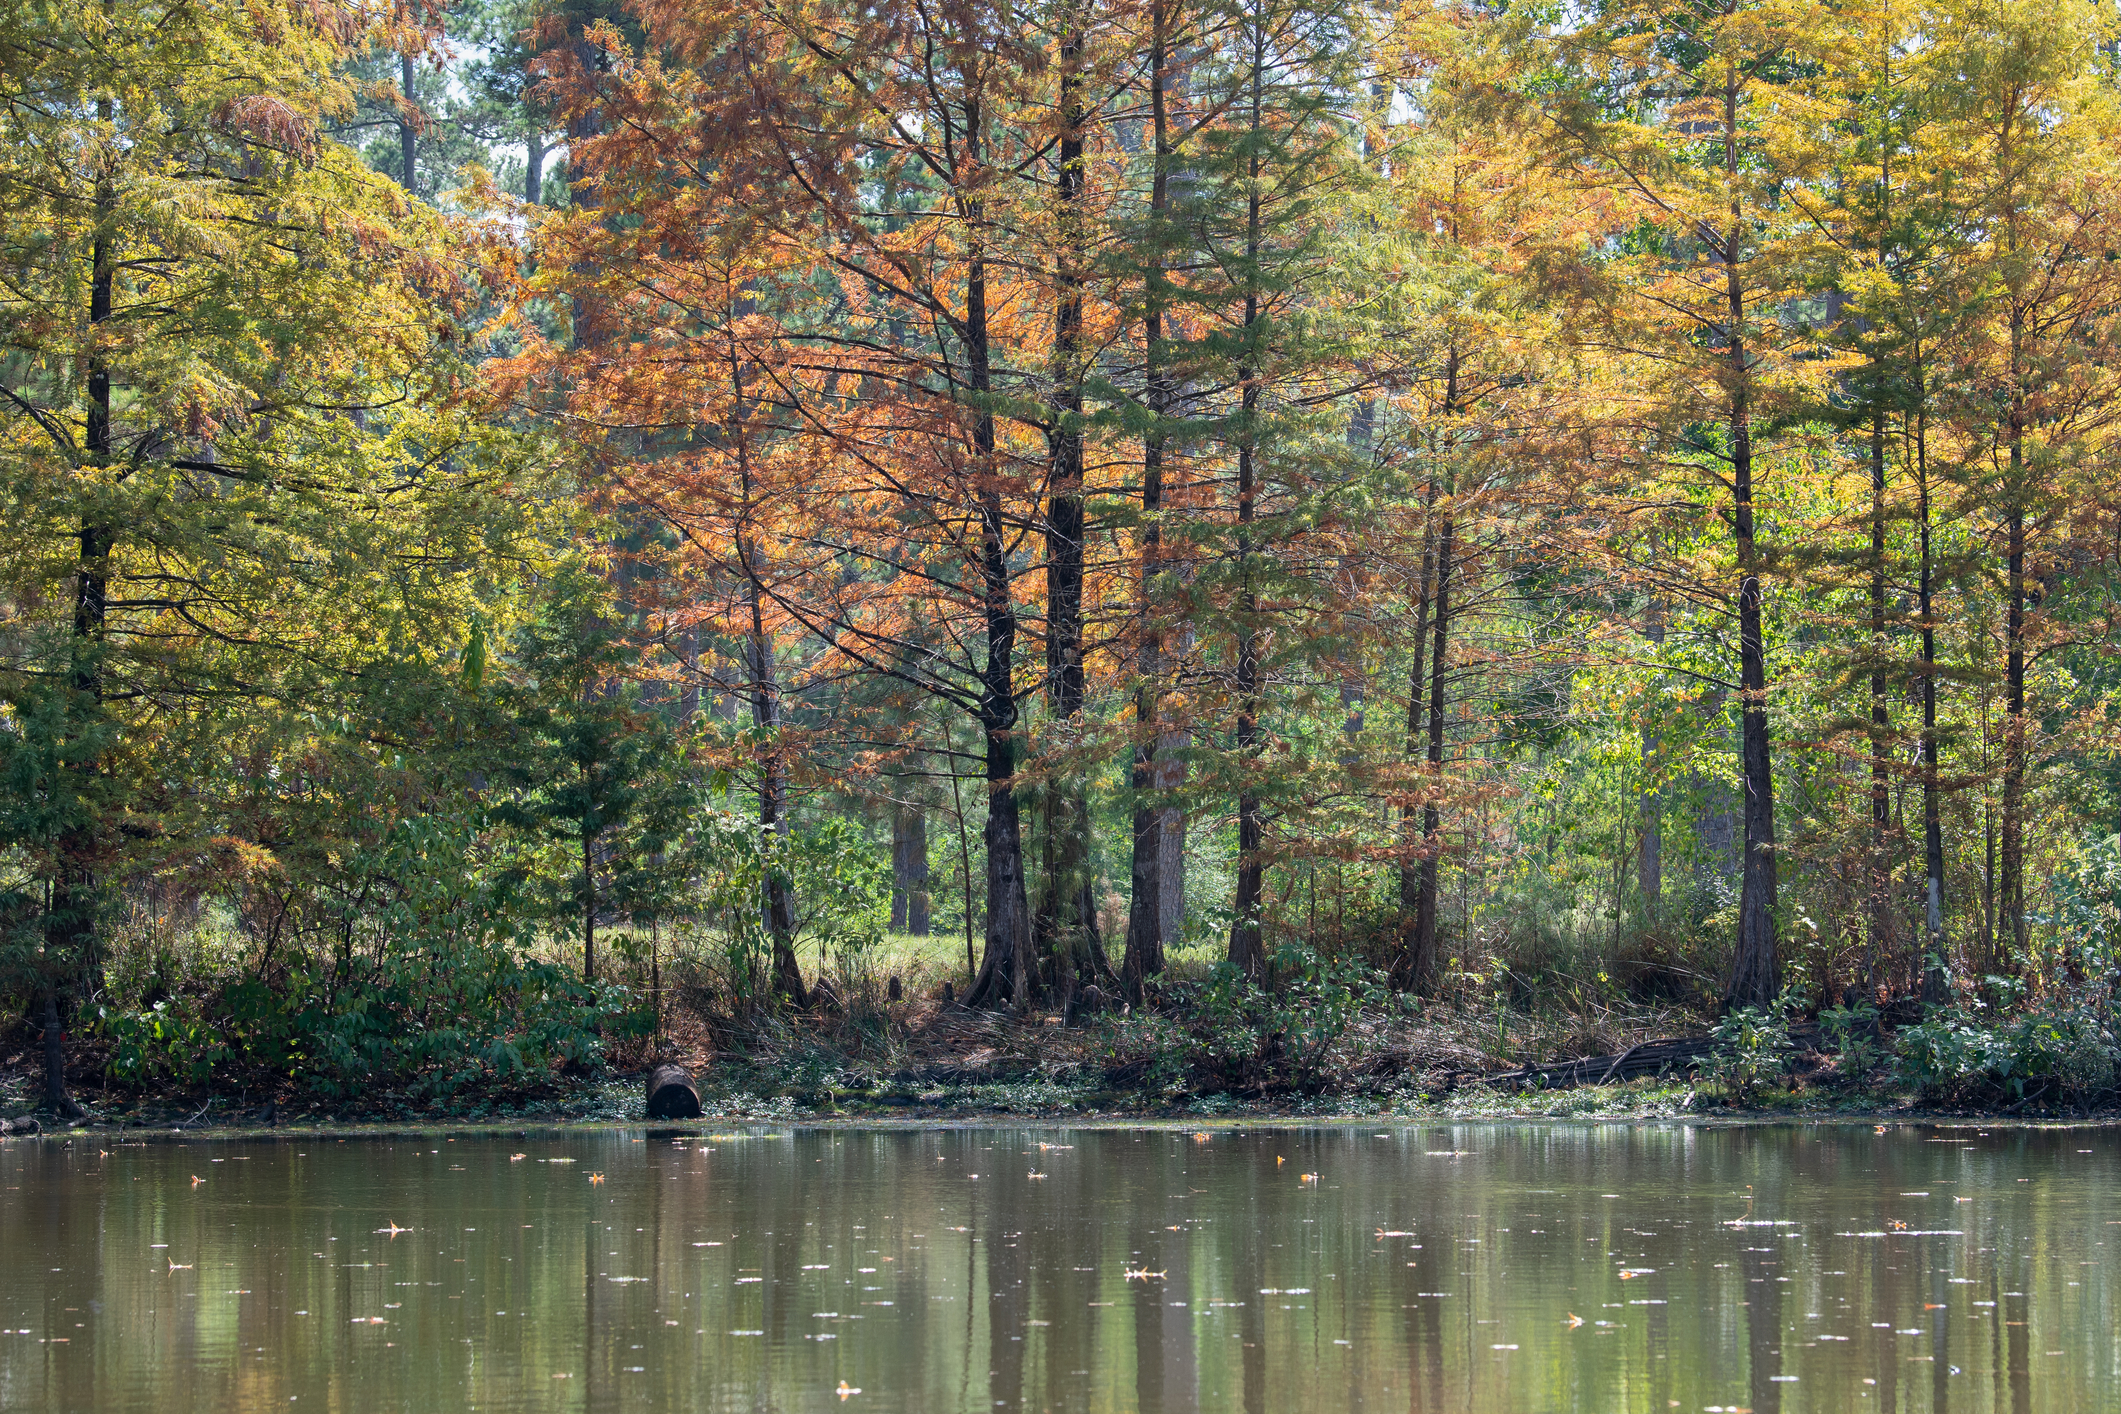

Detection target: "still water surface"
[2, 1122, 2117, 1411]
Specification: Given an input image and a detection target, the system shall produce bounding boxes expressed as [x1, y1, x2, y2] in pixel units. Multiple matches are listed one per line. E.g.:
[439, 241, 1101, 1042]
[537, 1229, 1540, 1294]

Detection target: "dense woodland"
[5, 0, 2121, 1113]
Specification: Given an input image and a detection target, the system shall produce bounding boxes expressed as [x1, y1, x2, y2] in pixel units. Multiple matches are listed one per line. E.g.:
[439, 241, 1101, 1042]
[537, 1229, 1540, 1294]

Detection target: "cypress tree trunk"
[1402, 351, 1459, 992]
[1409, 507, 1455, 990]
[1394, 484, 1437, 983]
[525, 127, 544, 206]
[1124, 0, 1174, 998]
[1639, 571, 1665, 918]
[891, 803, 931, 935]
[1040, 7, 1104, 1009]
[1916, 408, 1949, 1006]
[1227, 23, 1268, 982]
[728, 307, 805, 1006]
[963, 156, 1034, 1009]
[2001, 453, 2027, 968]
[1867, 412, 1896, 987]
[1721, 68, 1779, 1008]
[43, 100, 117, 1118]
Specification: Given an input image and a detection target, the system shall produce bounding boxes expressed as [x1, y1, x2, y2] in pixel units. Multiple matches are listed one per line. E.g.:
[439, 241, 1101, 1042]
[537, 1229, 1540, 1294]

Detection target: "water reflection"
[1, 1123, 2114, 1411]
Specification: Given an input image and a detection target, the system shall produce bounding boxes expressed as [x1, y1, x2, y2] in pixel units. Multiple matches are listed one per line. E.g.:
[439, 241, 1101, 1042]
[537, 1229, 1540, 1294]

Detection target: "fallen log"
[645, 1064, 703, 1119]
[1473, 1036, 1715, 1092]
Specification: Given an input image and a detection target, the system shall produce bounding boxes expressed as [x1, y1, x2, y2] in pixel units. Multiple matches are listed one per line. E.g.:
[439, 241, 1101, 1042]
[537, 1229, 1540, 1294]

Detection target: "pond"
[2, 1121, 2114, 1411]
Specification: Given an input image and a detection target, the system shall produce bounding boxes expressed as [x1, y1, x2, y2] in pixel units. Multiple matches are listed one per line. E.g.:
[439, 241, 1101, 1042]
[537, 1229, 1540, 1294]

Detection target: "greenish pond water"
[2, 1122, 2116, 1411]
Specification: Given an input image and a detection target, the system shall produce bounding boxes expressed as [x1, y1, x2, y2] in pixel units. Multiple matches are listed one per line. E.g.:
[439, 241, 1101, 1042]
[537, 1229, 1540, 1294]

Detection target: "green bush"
[97, 816, 628, 1097]
[676, 806, 889, 1015]
[1705, 990, 1802, 1100]
[1818, 999, 1883, 1074]
[1895, 1003, 2117, 1106]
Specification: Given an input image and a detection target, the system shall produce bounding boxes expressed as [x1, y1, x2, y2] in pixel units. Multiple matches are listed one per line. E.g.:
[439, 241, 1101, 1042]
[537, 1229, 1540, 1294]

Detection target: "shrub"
[1896, 1003, 2117, 1107]
[1704, 989, 1803, 1100]
[98, 816, 628, 1097]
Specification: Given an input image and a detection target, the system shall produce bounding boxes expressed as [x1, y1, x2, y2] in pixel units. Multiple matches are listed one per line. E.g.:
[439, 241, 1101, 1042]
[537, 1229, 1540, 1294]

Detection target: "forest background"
[5, 0, 2121, 1118]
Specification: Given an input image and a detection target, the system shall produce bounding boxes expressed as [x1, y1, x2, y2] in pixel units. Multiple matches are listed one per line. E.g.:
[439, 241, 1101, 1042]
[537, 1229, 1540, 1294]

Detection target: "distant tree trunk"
[1409, 506, 1456, 991]
[1123, 0, 1174, 999]
[1867, 411, 1896, 986]
[1394, 478, 1438, 985]
[1403, 346, 1461, 992]
[1916, 410, 1949, 1007]
[1997, 139, 2031, 979]
[1227, 26, 1268, 983]
[892, 802, 931, 935]
[525, 126, 545, 205]
[2000, 454, 2027, 968]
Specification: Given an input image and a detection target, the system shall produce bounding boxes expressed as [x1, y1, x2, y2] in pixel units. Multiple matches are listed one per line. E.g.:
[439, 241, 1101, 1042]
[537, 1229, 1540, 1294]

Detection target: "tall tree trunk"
[1394, 483, 1438, 982]
[2001, 443, 2027, 968]
[1227, 26, 1268, 982]
[1041, 9, 1104, 1010]
[1409, 506, 1455, 991]
[1403, 350, 1460, 991]
[729, 308, 805, 1006]
[1867, 411, 1895, 987]
[963, 168, 1034, 1010]
[525, 125, 545, 206]
[1997, 115, 2030, 977]
[1722, 69, 1779, 1008]
[891, 802, 931, 935]
[1124, 0, 1174, 998]
[1916, 407, 1949, 1006]
[44, 102, 116, 1118]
